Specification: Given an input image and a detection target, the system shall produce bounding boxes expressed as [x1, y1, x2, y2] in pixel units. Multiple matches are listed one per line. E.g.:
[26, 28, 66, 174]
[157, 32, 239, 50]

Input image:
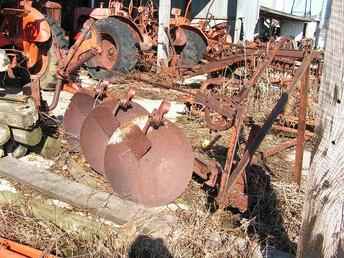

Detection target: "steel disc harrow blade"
[104, 119, 194, 207]
[80, 98, 148, 175]
[63, 90, 96, 141]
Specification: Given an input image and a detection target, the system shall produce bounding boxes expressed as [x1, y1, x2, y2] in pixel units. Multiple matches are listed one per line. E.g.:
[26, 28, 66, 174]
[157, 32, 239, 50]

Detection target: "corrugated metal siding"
[259, 0, 323, 17]
[280, 20, 305, 40]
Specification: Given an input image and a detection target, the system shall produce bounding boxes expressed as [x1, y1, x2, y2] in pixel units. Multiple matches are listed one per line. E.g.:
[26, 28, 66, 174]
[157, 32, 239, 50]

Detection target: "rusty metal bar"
[293, 64, 310, 186]
[256, 123, 315, 137]
[65, 48, 98, 75]
[0, 237, 56, 258]
[193, 158, 210, 180]
[30, 79, 41, 109]
[262, 135, 311, 159]
[186, 54, 254, 76]
[216, 110, 244, 208]
[60, 19, 96, 75]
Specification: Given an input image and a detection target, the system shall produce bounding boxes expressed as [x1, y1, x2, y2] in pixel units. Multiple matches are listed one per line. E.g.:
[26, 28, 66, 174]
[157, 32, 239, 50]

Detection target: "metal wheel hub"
[93, 37, 118, 70]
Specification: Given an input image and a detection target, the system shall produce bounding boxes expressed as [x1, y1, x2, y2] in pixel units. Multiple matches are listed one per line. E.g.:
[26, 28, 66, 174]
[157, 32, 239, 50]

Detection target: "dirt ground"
[0, 72, 318, 257]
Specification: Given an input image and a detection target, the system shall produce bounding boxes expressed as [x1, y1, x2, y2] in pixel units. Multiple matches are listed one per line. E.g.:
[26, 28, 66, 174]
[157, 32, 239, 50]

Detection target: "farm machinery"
[0, 0, 322, 211]
[61, 36, 321, 210]
[55, 0, 208, 80]
[0, 0, 68, 90]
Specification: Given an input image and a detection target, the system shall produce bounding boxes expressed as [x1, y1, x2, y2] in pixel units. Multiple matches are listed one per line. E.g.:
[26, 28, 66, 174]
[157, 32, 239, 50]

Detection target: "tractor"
[0, 0, 68, 91]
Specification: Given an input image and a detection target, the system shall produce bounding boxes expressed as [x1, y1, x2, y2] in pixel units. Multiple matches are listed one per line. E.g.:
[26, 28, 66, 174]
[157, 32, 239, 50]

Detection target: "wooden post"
[293, 64, 309, 186]
[297, 0, 344, 257]
[157, 0, 171, 70]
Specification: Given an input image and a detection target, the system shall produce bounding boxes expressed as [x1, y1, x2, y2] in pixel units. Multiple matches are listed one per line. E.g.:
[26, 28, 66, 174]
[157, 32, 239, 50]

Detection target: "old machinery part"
[86, 17, 139, 80]
[0, 1, 68, 91]
[179, 27, 207, 66]
[219, 52, 317, 206]
[33, 17, 69, 91]
[104, 100, 194, 207]
[80, 90, 148, 174]
[0, 237, 56, 258]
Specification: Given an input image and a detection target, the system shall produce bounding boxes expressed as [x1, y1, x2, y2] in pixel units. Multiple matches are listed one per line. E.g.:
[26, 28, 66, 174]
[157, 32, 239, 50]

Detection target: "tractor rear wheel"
[180, 28, 207, 66]
[30, 18, 68, 91]
[86, 17, 139, 80]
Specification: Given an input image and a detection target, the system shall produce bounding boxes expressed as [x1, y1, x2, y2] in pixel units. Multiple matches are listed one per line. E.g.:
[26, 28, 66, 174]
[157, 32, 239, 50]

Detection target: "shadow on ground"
[245, 164, 297, 254]
[196, 142, 297, 254]
[128, 235, 173, 258]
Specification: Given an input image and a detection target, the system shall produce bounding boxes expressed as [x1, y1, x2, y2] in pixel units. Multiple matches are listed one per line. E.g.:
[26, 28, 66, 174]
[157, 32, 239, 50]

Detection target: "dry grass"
[0, 178, 262, 258]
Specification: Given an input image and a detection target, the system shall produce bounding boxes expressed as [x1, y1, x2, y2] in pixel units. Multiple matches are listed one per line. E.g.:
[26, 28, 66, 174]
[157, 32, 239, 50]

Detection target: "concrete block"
[0, 124, 10, 145]
[40, 136, 61, 159]
[12, 127, 42, 146]
[0, 95, 38, 129]
[12, 144, 28, 158]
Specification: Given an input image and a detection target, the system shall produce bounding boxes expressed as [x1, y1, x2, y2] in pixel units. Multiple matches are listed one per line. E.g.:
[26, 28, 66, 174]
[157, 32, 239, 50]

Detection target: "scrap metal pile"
[0, 0, 322, 212]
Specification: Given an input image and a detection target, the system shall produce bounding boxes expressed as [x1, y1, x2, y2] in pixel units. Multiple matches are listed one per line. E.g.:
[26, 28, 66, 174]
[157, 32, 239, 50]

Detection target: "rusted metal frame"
[216, 107, 246, 209]
[195, 94, 238, 126]
[223, 52, 317, 195]
[262, 135, 312, 159]
[187, 47, 319, 78]
[216, 47, 314, 209]
[131, 73, 194, 97]
[246, 37, 291, 88]
[65, 48, 98, 76]
[132, 74, 239, 124]
[256, 123, 314, 137]
[185, 54, 254, 76]
[293, 63, 310, 187]
[193, 158, 220, 187]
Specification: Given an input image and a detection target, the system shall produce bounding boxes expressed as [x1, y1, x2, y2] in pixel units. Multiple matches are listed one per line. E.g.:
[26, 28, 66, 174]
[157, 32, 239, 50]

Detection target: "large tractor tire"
[86, 17, 139, 80]
[180, 28, 207, 66]
[30, 18, 68, 91]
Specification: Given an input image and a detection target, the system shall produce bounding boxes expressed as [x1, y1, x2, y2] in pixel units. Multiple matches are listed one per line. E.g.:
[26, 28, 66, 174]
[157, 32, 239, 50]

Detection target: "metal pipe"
[48, 80, 63, 112]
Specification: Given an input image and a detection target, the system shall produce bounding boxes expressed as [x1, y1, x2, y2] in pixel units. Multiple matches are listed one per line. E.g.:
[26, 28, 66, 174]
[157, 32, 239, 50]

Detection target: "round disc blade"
[80, 99, 148, 175]
[104, 120, 194, 207]
[63, 91, 95, 140]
